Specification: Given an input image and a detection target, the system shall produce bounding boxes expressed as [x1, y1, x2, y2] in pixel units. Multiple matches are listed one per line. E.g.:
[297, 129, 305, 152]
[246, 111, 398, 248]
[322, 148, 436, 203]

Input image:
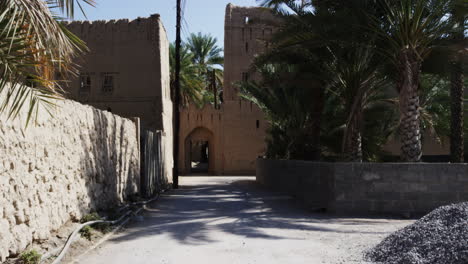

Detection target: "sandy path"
[72, 176, 413, 264]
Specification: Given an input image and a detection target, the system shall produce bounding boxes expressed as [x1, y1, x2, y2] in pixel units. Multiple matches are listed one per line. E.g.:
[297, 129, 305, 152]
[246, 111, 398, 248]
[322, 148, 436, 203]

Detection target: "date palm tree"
[373, 0, 451, 162]
[257, 0, 341, 160]
[169, 43, 205, 107]
[0, 0, 92, 124]
[240, 63, 313, 160]
[186, 32, 224, 86]
[330, 47, 391, 162]
[259, 0, 392, 161]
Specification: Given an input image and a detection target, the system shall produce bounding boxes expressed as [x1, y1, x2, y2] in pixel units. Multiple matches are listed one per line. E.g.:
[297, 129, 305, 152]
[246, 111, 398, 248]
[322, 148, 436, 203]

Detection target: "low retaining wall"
[0, 95, 140, 261]
[257, 159, 468, 215]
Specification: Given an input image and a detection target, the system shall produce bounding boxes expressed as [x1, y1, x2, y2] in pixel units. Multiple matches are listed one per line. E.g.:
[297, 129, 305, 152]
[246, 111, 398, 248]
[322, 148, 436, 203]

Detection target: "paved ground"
[73, 177, 414, 264]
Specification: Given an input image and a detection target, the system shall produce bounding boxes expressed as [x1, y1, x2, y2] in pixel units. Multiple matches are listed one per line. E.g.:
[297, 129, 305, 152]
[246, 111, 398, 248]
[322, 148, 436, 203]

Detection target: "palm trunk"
[308, 86, 324, 160]
[398, 50, 422, 162]
[450, 58, 464, 162]
[449, 20, 464, 163]
[344, 109, 363, 162]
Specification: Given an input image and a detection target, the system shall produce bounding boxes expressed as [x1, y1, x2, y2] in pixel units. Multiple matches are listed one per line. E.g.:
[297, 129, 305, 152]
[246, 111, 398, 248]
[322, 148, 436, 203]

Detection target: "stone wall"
[0, 94, 140, 261]
[156, 19, 174, 182]
[257, 159, 468, 215]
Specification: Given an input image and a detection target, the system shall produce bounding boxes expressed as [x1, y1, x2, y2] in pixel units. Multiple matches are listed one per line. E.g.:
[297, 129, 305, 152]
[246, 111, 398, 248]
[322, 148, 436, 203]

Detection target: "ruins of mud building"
[178, 5, 277, 175]
[64, 15, 174, 182]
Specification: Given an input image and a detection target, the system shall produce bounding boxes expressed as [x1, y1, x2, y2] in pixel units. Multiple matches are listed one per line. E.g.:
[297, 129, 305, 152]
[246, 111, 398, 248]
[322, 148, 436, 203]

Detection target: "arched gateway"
[183, 127, 215, 175]
[177, 5, 274, 176]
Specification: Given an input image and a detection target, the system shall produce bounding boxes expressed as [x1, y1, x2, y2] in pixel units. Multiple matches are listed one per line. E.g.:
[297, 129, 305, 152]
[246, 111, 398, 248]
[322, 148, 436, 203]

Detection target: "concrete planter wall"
[256, 159, 468, 215]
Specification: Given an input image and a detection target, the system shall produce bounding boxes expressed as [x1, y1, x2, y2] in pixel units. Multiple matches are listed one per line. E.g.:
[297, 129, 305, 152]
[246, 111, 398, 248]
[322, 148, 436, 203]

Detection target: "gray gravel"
[366, 202, 468, 264]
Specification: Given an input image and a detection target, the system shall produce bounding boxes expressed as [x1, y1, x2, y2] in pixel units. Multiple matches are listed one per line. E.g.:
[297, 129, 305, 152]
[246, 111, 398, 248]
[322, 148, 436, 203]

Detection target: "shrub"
[80, 212, 101, 223]
[19, 250, 41, 264]
[79, 226, 93, 241]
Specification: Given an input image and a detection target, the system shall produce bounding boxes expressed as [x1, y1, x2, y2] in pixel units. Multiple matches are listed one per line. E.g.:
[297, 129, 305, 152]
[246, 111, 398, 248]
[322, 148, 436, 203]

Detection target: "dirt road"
[72, 176, 413, 264]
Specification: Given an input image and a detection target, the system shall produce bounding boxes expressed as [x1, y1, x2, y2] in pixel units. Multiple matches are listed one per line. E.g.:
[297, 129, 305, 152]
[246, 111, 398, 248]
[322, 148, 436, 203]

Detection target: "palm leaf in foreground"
[0, 0, 91, 125]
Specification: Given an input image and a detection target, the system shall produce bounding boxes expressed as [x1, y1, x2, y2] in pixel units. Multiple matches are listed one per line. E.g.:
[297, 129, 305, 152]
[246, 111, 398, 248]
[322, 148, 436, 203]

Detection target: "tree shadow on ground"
[107, 178, 400, 245]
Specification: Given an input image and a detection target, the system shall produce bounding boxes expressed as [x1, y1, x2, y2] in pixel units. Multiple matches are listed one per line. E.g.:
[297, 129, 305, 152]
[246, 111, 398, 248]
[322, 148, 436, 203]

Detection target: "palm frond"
[0, 0, 92, 125]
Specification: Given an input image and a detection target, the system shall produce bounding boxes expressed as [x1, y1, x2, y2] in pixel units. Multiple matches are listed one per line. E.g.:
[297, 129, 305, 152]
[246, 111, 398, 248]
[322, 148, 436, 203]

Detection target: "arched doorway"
[184, 127, 215, 175]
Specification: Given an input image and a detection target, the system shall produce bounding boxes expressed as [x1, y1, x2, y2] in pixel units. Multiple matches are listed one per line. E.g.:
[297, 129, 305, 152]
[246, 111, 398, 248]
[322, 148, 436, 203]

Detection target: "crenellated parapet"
[65, 14, 162, 42]
[225, 4, 276, 29]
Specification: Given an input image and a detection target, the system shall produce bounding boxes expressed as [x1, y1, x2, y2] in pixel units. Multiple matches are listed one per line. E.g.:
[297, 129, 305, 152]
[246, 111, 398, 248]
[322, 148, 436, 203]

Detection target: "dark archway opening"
[190, 140, 209, 173]
[183, 127, 215, 175]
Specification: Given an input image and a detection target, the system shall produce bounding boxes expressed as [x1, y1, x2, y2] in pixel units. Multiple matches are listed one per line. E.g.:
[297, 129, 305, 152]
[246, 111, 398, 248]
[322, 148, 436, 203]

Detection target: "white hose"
[43, 191, 164, 264]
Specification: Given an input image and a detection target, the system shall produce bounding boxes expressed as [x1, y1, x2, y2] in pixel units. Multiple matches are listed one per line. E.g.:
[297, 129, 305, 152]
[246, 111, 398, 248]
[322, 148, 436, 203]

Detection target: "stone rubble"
[366, 202, 468, 264]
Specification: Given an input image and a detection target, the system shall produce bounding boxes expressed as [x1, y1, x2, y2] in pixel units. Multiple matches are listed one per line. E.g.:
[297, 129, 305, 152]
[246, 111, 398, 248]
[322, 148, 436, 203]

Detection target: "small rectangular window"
[256, 120, 260, 129]
[79, 74, 91, 95]
[245, 42, 249, 53]
[250, 28, 253, 40]
[101, 73, 115, 94]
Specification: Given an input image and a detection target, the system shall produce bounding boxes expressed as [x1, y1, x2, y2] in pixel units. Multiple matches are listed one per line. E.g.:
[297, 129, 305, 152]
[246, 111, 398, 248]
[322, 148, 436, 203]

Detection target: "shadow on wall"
[78, 108, 139, 215]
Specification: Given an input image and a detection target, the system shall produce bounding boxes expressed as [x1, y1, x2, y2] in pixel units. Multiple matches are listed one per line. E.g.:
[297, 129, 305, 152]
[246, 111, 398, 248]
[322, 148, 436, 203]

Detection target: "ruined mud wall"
[0, 93, 140, 261]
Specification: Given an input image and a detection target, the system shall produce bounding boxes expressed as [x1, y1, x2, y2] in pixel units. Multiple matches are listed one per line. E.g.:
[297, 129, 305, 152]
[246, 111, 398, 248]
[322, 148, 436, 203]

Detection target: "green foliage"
[246, 0, 460, 162]
[80, 212, 111, 234]
[170, 32, 224, 108]
[94, 222, 112, 234]
[419, 74, 451, 145]
[0, 0, 93, 125]
[170, 43, 205, 107]
[80, 212, 101, 223]
[186, 32, 223, 71]
[79, 225, 93, 241]
[371, 0, 452, 66]
[240, 63, 315, 159]
[19, 249, 41, 264]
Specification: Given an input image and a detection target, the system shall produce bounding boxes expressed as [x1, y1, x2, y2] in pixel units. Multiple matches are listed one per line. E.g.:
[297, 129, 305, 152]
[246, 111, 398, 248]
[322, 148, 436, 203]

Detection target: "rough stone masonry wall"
[257, 159, 468, 215]
[0, 94, 140, 261]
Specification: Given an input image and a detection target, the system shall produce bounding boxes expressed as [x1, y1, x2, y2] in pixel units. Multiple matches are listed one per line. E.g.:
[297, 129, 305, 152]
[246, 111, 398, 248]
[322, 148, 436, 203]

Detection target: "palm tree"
[186, 32, 223, 71]
[330, 47, 391, 162]
[259, 0, 391, 161]
[186, 32, 224, 93]
[373, 0, 451, 162]
[257, 0, 341, 160]
[0, 0, 91, 124]
[240, 63, 313, 159]
[169, 43, 205, 107]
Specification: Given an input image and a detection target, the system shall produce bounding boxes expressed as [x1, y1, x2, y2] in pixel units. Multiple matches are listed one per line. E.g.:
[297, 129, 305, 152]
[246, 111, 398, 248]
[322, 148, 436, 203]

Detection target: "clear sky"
[74, 0, 260, 48]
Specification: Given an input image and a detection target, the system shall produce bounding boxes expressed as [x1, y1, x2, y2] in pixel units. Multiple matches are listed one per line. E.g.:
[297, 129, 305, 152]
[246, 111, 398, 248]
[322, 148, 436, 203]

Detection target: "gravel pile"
[366, 202, 468, 264]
